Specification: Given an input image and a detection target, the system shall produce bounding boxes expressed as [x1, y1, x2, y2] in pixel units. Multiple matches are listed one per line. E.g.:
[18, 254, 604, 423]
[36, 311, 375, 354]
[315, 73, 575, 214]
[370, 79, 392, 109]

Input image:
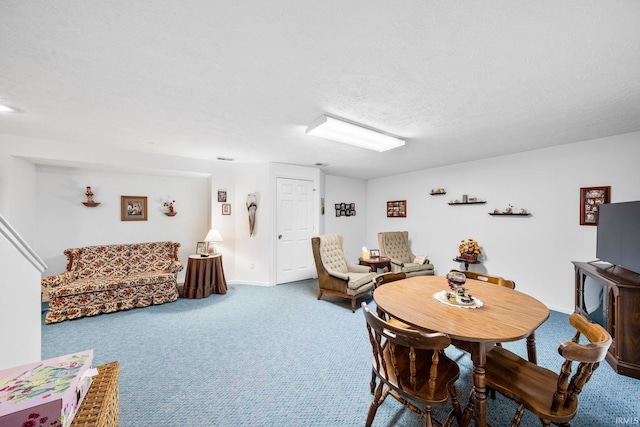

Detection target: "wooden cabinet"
[573, 261, 640, 379]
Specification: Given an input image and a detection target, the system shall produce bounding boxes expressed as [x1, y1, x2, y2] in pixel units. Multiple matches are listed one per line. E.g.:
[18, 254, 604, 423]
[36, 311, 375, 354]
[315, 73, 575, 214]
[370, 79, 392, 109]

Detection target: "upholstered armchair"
[311, 234, 376, 312]
[377, 231, 434, 277]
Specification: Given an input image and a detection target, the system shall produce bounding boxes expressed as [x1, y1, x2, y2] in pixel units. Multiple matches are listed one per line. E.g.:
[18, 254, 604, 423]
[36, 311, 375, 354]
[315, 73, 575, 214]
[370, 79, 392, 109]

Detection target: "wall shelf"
[448, 201, 486, 205]
[82, 202, 100, 207]
[489, 213, 530, 216]
[430, 192, 447, 195]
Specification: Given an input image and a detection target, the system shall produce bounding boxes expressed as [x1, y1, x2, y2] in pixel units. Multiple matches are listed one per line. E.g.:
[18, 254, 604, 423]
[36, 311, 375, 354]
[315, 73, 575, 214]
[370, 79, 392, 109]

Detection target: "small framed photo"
[580, 186, 610, 225]
[121, 196, 147, 221]
[370, 249, 380, 258]
[222, 204, 231, 215]
[196, 242, 208, 255]
[218, 190, 227, 202]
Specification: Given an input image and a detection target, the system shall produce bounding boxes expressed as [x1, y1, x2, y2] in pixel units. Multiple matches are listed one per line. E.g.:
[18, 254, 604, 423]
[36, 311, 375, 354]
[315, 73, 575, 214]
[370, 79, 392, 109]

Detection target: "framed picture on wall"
[218, 190, 227, 202]
[121, 196, 147, 221]
[580, 186, 610, 225]
[387, 200, 407, 218]
[335, 202, 356, 217]
[222, 204, 231, 215]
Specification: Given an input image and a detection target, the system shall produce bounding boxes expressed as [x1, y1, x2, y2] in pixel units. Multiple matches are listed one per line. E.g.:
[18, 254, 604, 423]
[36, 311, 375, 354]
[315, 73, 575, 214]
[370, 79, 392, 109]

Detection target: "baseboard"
[547, 304, 572, 314]
[226, 280, 273, 287]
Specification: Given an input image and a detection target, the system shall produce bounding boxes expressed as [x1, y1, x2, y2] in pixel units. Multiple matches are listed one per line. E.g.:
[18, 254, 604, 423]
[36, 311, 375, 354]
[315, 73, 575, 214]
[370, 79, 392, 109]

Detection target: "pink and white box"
[0, 350, 94, 427]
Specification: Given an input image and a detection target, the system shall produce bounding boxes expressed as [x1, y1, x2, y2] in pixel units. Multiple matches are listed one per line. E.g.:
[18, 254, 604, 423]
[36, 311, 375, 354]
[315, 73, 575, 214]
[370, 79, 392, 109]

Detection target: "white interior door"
[276, 178, 315, 284]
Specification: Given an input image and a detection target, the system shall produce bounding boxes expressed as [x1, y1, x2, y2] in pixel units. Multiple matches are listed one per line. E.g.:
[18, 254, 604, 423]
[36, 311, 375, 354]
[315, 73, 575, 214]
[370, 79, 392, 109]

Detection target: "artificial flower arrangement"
[163, 200, 176, 213]
[459, 238, 482, 256]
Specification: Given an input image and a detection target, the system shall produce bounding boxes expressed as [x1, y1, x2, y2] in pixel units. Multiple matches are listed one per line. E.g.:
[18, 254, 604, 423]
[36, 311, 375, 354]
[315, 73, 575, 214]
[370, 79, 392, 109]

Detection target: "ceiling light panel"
[305, 115, 404, 152]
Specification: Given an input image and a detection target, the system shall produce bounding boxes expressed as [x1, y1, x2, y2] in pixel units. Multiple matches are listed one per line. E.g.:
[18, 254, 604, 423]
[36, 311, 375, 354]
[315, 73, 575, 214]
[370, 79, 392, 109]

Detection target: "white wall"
[366, 132, 640, 313]
[231, 162, 271, 285]
[324, 175, 368, 262]
[0, 155, 42, 368]
[35, 166, 209, 283]
[0, 216, 44, 370]
[0, 155, 38, 243]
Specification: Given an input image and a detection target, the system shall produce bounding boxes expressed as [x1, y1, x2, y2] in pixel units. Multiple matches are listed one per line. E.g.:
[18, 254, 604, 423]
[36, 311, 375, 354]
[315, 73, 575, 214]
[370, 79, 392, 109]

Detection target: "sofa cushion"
[128, 242, 174, 274]
[76, 245, 130, 279]
[346, 272, 375, 295]
[402, 263, 434, 273]
[126, 272, 179, 286]
[48, 272, 177, 298]
[48, 276, 128, 298]
[347, 272, 375, 290]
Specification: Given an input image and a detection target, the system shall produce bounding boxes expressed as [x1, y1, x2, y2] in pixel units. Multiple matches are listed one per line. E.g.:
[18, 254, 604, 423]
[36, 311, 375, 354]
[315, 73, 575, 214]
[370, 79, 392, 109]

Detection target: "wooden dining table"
[373, 275, 549, 427]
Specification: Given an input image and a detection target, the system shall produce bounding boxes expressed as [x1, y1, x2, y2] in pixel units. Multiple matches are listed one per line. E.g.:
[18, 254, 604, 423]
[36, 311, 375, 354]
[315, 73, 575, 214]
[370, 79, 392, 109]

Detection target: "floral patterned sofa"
[42, 241, 183, 324]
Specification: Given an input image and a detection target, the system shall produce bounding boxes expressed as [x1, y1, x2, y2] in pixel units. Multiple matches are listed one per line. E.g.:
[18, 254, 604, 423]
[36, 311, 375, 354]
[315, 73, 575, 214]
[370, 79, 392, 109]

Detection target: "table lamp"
[204, 229, 223, 256]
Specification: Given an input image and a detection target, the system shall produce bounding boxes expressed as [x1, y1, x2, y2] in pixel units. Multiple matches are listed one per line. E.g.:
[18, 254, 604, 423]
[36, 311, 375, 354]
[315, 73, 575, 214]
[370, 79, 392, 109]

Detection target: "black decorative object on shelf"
[491, 205, 529, 215]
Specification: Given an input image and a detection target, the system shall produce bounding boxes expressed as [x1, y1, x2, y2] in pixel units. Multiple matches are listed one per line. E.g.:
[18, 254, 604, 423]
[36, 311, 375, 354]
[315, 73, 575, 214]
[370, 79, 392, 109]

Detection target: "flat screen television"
[596, 200, 640, 275]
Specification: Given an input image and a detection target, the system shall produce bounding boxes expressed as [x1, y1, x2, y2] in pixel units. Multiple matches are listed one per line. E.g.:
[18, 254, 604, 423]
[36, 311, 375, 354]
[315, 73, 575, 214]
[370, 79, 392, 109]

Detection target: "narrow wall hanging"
[247, 193, 257, 236]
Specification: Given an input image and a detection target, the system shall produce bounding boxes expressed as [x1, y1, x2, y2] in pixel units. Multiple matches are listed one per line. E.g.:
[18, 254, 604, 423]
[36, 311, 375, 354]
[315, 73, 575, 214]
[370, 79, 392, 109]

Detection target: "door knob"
[278, 234, 282, 239]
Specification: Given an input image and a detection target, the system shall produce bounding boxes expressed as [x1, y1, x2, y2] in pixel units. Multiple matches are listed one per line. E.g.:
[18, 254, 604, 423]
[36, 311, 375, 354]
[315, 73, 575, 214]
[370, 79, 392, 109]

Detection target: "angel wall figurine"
[85, 186, 94, 203]
[246, 193, 257, 236]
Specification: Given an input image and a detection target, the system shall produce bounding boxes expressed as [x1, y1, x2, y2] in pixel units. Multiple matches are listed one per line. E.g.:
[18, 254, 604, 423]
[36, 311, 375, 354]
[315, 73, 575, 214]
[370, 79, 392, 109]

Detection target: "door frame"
[271, 164, 322, 285]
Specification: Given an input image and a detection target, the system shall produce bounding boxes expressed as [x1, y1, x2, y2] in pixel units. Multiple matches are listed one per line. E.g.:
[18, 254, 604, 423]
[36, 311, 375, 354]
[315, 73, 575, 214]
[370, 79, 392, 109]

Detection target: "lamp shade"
[204, 229, 223, 242]
[305, 115, 405, 152]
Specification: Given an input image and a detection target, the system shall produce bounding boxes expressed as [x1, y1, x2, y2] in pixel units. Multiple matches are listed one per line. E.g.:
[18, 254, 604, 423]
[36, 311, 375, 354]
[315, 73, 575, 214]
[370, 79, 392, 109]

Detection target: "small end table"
[359, 257, 391, 273]
[453, 256, 481, 270]
[182, 254, 227, 298]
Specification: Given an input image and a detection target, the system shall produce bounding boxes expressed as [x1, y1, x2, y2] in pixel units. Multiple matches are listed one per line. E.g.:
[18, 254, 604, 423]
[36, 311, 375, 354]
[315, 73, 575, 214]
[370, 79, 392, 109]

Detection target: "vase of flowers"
[458, 238, 481, 261]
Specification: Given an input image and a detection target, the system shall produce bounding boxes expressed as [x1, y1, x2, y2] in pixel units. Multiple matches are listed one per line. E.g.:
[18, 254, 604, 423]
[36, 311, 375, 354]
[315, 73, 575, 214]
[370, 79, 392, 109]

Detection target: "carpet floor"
[42, 280, 638, 426]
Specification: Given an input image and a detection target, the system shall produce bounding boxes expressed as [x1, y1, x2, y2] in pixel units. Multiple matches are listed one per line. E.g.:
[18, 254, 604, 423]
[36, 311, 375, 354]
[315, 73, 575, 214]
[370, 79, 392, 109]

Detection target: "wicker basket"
[71, 361, 119, 427]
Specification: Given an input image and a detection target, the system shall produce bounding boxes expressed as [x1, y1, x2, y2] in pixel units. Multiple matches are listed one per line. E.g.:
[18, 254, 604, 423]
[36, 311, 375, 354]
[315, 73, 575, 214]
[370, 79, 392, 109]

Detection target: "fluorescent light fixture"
[0, 104, 16, 113]
[305, 115, 404, 152]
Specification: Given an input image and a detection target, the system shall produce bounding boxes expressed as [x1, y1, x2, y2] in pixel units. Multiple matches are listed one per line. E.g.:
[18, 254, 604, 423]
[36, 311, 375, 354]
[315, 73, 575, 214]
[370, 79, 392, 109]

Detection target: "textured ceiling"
[1, 1, 640, 179]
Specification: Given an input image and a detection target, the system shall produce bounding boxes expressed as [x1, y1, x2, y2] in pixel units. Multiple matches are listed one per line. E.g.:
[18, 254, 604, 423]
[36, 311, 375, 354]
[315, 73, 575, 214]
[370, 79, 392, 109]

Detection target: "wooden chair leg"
[370, 370, 376, 394]
[509, 403, 526, 427]
[424, 406, 434, 427]
[365, 382, 385, 427]
[460, 390, 475, 427]
[445, 384, 462, 425]
[526, 331, 538, 364]
[317, 289, 323, 300]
